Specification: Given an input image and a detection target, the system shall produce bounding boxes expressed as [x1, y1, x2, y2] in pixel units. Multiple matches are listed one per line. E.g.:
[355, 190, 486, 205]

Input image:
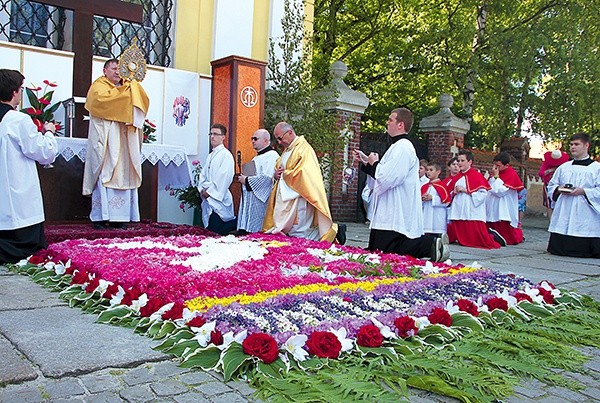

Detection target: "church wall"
[213, 0, 254, 60]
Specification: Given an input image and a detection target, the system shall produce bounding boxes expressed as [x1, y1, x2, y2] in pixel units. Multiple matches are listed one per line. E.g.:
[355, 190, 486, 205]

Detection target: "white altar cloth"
[55, 137, 192, 188]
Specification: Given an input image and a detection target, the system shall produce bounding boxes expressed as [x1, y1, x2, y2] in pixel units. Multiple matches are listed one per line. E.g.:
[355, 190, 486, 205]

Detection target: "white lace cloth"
[56, 137, 192, 188]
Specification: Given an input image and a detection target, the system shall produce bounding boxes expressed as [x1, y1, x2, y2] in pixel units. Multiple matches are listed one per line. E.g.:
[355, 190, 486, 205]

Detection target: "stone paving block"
[50, 398, 85, 402]
[584, 357, 600, 373]
[172, 391, 211, 403]
[150, 379, 189, 396]
[513, 384, 547, 399]
[210, 391, 250, 403]
[43, 377, 86, 398]
[152, 359, 189, 378]
[86, 391, 124, 403]
[580, 386, 600, 400]
[0, 385, 44, 402]
[176, 370, 217, 385]
[228, 379, 256, 396]
[0, 306, 167, 378]
[119, 384, 155, 402]
[194, 380, 233, 396]
[0, 274, 65, 310]
[545, 386, 588, 402]
[0, 334, 37, 385]
[562, 370, 598, 387]
[122, 366, 161, 386]
[505, 395, 537, 403]
[80, 373, 122, 393]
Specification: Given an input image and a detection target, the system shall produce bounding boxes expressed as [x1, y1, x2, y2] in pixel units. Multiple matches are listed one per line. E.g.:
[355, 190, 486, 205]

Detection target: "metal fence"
[0, 0, 173, 67]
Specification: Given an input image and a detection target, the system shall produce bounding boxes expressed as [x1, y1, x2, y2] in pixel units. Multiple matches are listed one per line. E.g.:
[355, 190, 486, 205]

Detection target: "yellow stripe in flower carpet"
[185, 266, 479, 312]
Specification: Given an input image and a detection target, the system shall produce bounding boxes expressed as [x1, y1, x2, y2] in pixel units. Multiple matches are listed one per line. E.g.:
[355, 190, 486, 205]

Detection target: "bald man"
[235, 129, 279, 234]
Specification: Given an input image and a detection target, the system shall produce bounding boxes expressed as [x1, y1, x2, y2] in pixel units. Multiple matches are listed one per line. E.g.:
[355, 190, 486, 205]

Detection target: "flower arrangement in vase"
[21, 80, 62, 134]
[166, 160, 202, 213]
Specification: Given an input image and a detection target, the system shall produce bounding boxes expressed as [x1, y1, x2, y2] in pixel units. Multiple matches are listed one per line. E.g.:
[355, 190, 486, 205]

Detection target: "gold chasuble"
[82, 77, 150, 195]
[263, 136, 337, 242]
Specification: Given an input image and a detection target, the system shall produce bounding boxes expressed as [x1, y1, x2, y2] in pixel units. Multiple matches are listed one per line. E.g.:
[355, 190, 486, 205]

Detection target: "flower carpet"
[8, 232, 600, 402]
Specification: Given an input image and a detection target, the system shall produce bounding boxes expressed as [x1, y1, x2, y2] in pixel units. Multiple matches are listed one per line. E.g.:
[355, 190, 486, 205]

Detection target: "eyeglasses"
[276, 130, 290, 142]
[251, 137, 259, 141]
[209, 132, 224, 136]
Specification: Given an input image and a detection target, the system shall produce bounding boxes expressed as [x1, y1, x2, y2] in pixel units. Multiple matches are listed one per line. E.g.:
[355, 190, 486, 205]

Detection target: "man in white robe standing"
[198, 123, 236, 235]
[547, 132, 600, 258]
[354, 107, 448, 261]
[82, 59, 149, 230]
[0, 69, 58, 263]
[235, 129, 279, 234]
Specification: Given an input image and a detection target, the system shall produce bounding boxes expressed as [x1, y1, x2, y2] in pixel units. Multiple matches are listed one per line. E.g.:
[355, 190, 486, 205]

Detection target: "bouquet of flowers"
[143, 119, 157, 143]
[21, 80, 62, 134]
[166, 160, 202, 212]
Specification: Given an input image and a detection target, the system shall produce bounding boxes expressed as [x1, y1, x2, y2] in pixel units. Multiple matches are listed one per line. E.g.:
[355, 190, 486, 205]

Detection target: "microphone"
[237, 151, 242, 173]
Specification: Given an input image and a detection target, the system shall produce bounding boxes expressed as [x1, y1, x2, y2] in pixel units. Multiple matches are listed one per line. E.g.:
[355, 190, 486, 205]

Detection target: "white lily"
[470, 261, 482, 269]
[16, 258, 28, 267]
[497, 289, 517, 307]
[219, 329, 248, 350]
[94, 279, 112, 295]
[110, 286, 125, 306]
[130, 293, 149, 313]
[43, 261, 55, 270]
[419, 260, 440, 275]
[539, 281, 561, 298]
[192, 321, 217, 347]
[370, 317, 396, 339]
[150, 302, 174, 321]
[476, 296, 490, 312]
[522, 285, 544, 303]
[329, 327, 353, 352]
[174, 307, 197, 326]
[414, 316, 431, 329]
[283, 334, 309, 361]
[445, 300, 460, 315]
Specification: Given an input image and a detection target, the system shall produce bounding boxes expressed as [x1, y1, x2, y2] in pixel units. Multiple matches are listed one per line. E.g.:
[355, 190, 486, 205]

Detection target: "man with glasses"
[263, 121, 343, 243]
[198, 123, 237, 235]
[234, 129, 279, 235]
[0, 69, 58, 264]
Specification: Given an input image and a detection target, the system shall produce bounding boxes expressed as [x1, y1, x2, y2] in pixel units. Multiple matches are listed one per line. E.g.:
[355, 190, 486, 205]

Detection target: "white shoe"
[440, 233, 450, 261]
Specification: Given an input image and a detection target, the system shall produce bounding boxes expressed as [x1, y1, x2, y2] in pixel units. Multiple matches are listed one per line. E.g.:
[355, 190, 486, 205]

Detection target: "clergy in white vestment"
[236, 129, 279, 234]
[263, 122, 339, 243]
[547, 132, 600, 258]
[353, 108, 447, 262]
[0, 69, 58, 263]
[421, 162, 451, 235]
[82, 59, 149, 230]
[198, 123, 236, 235]
[485, 152, 524, 245]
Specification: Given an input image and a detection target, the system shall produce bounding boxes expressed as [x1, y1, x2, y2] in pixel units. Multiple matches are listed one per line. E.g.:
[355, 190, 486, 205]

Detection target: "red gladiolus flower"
[514, 292, 532, 303]
[428, 307, 452, 327]
[28, 255, 45, 265]
[537, 288, 555, 304]
[457, 298, 479, 316]
[305, 331, 342, 359]
[242, 333, 279, 363]
[486, 297, 509, 311]
[70, 269, 89, 285]
[43, 79, 57, 87]
[140, 297, 165, 317]
[186, 316, 207, 328]
[161, 301, 184, 320]
[394, 316, 418, 338]
[356, 324, 383, 348]
[102, 284, 119, 299]
[121, 285, 143, 306]
[210, 329, 224, 346]
[85, 277, 100, 293]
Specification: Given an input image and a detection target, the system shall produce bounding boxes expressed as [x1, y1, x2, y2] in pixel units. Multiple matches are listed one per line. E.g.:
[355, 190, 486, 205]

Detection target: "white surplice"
[370, 138, 423, 239]
[486, 177, 519, 228]
[237, 149, 279, 233]
[422, 185, 449, 234]
[198, 144, 235, 227]
[548, 160, 600, 237]
[0, 110, 57, 229]
[447, 175, 488, 222]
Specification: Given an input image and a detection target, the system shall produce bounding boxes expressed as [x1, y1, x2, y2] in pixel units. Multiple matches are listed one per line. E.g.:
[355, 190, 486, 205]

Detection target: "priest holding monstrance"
[82, 43, 150, 229]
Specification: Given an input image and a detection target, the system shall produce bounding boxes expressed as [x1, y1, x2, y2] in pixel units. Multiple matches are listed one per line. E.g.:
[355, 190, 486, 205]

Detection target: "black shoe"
[229, 229, 249, 236]
[336, 224, 347, 245]
[488, 228, 507, 246]
[109, 222, 127, 229]
[92, 221, 108, 230]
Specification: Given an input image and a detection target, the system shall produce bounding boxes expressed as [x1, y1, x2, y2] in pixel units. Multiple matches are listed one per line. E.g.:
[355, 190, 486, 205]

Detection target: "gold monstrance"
[118, 39, 147, 82]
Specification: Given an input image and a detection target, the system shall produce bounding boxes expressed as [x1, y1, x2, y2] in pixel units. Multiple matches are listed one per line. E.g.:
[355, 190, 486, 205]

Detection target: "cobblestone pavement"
[1, 216, 598, 402]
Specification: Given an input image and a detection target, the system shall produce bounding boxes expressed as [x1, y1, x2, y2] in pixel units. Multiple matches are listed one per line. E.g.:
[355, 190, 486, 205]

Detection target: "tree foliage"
[312, 0, 600, 154]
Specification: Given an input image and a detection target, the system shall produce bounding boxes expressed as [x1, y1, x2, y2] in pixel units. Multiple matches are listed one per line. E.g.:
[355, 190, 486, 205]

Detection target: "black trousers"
[368, 228, 435, 259]
[207, 212, 237, 235]
[0, 222, 47, 264]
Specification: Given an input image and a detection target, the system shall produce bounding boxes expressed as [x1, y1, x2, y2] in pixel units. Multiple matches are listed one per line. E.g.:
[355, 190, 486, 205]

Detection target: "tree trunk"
[463, 1, 488, 122]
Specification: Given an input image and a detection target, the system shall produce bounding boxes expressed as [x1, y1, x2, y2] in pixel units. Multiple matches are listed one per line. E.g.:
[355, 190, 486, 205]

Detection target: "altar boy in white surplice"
[547, 132, 600, 258]
[198, 123, 236, 235]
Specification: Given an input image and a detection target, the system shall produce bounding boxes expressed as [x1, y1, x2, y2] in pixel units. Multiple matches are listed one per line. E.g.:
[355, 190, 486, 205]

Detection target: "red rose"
[102, 284, 119, 299]
[85, 277, 100, 293]
[394, 316, 418, 338]
[537, 288, 554, 304]
[242, 333, 279, 363]
[28, 255, 45, 265]
[428, 307, 452, 327]
[356, 324, 383, 347]
[514, 292, 532, 303]
[161, 301, 184, 321]
[457, 299, 479, 317]
[486, 297, 509, 311]
[70, 269, 89, 285]
[210, 329, 224, 345]
[139, 297, 164, 317]
[305, 331, 342, 359]
[186, 316, 207, 328]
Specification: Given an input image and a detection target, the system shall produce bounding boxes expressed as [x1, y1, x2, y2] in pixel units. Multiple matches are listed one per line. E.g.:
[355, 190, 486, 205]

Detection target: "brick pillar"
[322, 61, 369, 222]
[419, 94, 470, 177]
